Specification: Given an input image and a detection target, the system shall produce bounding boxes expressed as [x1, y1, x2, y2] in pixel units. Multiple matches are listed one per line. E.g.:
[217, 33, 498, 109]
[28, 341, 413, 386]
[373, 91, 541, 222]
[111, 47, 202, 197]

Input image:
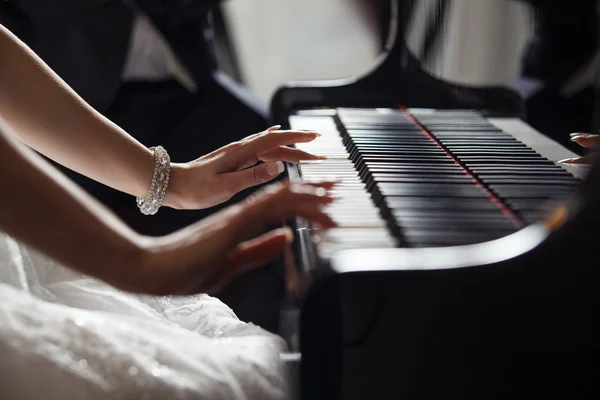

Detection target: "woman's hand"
[143, 181, 336, 295]
[558, 133, 600, 164]
[1, 123, 334, 298]
[164, 126, 326, 210]
[0, 26, 326, 209]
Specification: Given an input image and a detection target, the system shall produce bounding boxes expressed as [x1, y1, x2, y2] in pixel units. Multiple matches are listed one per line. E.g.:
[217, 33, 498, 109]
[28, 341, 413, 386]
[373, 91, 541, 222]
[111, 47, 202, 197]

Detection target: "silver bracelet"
[137, 146, 171, 215]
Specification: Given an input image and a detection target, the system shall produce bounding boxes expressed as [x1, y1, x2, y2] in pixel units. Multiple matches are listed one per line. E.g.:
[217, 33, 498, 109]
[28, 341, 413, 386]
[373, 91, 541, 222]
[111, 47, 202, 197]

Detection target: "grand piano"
[269, 1, 599, 399]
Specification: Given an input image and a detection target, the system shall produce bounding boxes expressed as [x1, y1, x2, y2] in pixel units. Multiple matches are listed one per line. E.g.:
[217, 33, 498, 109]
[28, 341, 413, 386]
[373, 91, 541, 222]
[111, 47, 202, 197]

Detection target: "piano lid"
[271, 0, 533, 122]
[402, 0, 533, 88]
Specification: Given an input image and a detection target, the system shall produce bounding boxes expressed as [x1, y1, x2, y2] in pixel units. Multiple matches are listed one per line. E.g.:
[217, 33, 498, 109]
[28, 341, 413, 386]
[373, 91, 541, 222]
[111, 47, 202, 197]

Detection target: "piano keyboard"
[289, 108, 582, 257]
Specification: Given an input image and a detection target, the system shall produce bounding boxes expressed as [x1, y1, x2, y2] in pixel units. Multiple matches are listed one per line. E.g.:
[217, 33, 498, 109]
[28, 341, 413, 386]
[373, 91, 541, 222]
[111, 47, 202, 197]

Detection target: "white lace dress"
[0, 233, 293, 399]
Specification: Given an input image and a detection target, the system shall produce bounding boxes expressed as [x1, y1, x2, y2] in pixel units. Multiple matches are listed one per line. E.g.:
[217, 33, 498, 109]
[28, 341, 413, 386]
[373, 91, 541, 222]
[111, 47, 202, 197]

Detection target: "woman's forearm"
[0, 24, 157, 201]
[0, 126, 149, 292]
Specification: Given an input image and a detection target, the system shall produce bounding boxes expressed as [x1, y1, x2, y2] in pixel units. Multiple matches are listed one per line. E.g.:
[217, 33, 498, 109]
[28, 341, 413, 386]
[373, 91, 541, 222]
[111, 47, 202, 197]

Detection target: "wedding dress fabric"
[0, 233, 292, 399]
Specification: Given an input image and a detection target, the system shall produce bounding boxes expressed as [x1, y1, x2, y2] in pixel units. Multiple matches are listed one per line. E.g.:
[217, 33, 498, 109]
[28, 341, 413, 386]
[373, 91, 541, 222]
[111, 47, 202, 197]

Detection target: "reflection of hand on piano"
[558, 133, 600, 165]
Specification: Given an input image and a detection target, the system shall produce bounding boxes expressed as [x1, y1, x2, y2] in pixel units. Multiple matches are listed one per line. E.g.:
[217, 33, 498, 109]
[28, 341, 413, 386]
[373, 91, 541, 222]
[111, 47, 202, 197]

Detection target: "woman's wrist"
[162, 162, 188, 209]
[134, 232, 201, 295]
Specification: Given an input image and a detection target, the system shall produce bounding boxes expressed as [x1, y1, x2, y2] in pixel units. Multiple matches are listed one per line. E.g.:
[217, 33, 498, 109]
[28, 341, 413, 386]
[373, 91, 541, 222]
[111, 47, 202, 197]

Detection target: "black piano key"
[468, 164, 571, 172]
[358, 165, 466, 180]
[391, 209, 512, 221]
[521, 212, 554, 225]
[349, 149, 447, 160]
[489, 186, 576, 200]
[350, 150, 449, 159]
[479, 177, 581, 186]
[368, 174, 475, 185]
[360, 163, 463, 171]
[355, 156, 456, 167]
[426, 127, 503, 132]
[348, 137, 435, 144]
[343, 124, 416, 131]
[374, 183, 488, 201]
[393, 215, 517, 231]
[385, 197, 501, 212]
[458, 156, 554, 164]
[504, 198, 561, 210]
[349, 144, 444, 152]
[468, 169, 574, 177]
[403, 230, 511, 246]
[365, 167, 466, 175]
[449, 150, 540, 156]
[436, 137, 518, 142]
[344, 131, 424, 139]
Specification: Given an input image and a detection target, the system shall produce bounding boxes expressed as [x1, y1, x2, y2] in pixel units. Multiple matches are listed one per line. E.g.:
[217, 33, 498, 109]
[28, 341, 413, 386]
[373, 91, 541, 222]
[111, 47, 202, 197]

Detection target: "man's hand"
[143, 181, 336, 295]
[164, 126, 326, 209]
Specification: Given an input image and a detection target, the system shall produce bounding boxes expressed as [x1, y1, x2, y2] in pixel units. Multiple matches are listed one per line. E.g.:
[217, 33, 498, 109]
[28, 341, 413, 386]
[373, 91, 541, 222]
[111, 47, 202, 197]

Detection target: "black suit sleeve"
[513, 0, 596, 21]
[126, 0, 224, 25]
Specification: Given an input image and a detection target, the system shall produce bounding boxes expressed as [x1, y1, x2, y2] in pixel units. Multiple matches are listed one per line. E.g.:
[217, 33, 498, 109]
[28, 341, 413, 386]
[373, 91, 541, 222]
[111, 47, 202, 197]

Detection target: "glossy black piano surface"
[269, 1, 599, 399]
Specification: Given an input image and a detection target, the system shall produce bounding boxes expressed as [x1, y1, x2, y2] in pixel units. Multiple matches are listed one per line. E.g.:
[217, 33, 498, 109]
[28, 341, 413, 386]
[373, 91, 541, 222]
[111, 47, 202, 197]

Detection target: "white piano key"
[488, 118, 590, 180]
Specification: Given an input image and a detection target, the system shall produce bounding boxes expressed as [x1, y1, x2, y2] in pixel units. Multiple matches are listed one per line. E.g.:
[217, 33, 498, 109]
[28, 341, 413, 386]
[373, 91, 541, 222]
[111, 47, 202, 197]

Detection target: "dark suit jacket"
[0, 0, 222, 112]
[519, 0, 597, 85]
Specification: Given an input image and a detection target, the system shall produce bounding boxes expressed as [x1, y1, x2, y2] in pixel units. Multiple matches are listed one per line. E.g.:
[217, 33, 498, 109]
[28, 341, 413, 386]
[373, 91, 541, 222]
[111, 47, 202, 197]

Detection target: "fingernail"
[557, 158, 574, 164]
[281, 226, 294, 243]
[570, 135, 588, 142]
[301, 130, 321, 137]
[276, 161, 285, 174]
[267, 161, 285, 177]
[269, 125, 282, 130]
[315, 187, 327, 197]
[300, 159, 324, 164]
[570, 132, 588, 137]
[318, 155, 328, 160]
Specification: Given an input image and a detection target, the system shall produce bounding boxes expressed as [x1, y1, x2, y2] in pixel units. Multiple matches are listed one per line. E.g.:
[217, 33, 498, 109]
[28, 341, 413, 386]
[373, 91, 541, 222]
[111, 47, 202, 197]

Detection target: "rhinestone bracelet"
[136, 146, 171, 215]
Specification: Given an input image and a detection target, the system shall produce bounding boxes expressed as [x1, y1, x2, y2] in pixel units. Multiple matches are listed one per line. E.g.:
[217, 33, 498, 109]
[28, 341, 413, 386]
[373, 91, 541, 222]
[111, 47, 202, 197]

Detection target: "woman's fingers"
[288, 201, 337, 229]
[197, 182, 337, 293]
[258, 146, 326, 163]
[304, 181, 337, 190]
[201, 227, 292, 294]
[221, 161, 286, 195]
[221, 128, 321, 171]
[557, 133, 600, 165]
[242, 129, 320, 156]
[266, 125, 314, 133]
[570, 133, 600, 148]
[244, 182, 337, 227]
[222, 182, 335, 244]
[227, 226, 293, 268]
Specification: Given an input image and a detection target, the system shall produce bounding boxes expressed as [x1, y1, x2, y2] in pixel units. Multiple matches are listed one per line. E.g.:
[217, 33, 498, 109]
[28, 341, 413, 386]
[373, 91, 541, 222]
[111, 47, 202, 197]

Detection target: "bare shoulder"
[0, 23, 15, 72]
